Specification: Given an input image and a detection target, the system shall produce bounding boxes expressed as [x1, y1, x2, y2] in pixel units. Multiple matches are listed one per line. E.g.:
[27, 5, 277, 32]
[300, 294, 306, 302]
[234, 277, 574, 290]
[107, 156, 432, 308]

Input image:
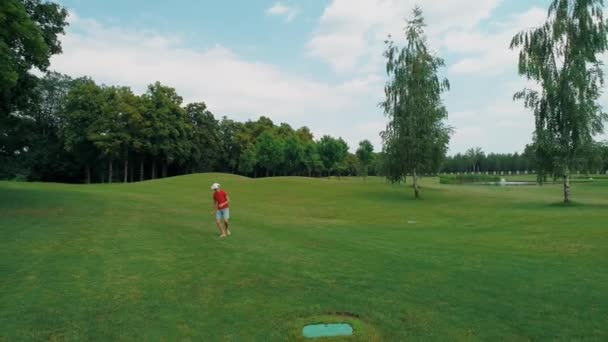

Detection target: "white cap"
[211, 183, 220, 190]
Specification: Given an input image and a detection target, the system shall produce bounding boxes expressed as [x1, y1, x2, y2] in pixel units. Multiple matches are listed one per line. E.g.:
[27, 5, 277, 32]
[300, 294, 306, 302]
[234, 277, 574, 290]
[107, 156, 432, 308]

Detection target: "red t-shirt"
[213, 190, 229, 209]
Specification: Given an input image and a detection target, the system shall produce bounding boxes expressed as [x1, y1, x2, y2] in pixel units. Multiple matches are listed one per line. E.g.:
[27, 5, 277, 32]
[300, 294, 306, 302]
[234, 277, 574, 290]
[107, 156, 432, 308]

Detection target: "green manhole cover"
[303, 323, 353, 338]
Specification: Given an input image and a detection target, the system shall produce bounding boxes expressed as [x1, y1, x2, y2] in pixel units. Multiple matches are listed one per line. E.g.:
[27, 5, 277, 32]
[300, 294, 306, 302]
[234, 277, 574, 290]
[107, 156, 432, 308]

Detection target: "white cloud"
[448, 103, 534, 153]
[448, 7, 546, 75]
[308, 0, 502, 73]
[266, 2, 298, 22]
[49, 14, 383, 151]
[447, 79, 537, 154]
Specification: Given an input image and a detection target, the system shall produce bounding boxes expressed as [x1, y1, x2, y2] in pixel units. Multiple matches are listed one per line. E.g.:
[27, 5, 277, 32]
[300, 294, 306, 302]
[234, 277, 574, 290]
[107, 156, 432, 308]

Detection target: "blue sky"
[51, 0, 607, 154]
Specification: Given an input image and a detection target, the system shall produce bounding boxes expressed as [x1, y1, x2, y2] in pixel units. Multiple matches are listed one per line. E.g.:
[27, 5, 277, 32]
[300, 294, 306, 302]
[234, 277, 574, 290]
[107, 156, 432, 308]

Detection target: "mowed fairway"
[1, 174, 607, 341]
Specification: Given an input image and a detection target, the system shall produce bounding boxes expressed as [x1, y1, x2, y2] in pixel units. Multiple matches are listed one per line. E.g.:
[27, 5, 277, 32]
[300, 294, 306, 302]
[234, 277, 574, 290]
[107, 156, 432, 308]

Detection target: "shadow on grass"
[510, 200, 608, 210]
[547, 201, 608, 209]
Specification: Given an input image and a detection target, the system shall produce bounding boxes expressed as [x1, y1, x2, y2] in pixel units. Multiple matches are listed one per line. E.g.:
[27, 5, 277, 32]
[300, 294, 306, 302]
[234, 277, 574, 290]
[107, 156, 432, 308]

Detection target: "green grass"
[1, 174, 607, 341]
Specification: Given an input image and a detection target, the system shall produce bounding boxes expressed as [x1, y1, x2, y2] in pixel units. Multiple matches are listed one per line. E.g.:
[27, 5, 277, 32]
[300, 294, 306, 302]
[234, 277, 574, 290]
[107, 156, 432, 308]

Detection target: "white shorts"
[216, 208, 230, 220]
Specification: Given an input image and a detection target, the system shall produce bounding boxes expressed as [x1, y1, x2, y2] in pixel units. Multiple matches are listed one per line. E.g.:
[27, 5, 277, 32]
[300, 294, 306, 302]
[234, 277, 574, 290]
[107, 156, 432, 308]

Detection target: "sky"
[50, 0, 608, 154]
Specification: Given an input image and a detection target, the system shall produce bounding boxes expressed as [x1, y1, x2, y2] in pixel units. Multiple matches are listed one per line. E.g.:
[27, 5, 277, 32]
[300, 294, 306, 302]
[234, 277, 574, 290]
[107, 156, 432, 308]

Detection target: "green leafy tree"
[317, 135, 349, 177]
[465, 147, 485, 173]
[256, 131, 282, 177]
[130, 95, 151, 182]
[117, 87, 146, 182]
[238, 143, 257, 176]
[303, 142, 322, 177]
[218, 117, 243, 174]
[1, 1, 68, 178]
[356, 140, 374, 180]
[88, 86, 144, 183]
[245, 116, 274, 139]
[341, 153, 359, 177]
[4, 72, 76, 181]
[185, 102, 220, 173]
[276, 122, 294, 138]
[61, 78, 104, 183]
[296, 126, 314, 143]
[142, 82, 189, 178]
[601, 141, 608, 174]
[113, 87, 144, 182]
[283, 134, 305, 175]
[0, 0, 68, 118]
[371, 152, 386, 177]
[580, 141, 605, 175]
[511, 0, 608, 202]
[381, 7, 451, 199]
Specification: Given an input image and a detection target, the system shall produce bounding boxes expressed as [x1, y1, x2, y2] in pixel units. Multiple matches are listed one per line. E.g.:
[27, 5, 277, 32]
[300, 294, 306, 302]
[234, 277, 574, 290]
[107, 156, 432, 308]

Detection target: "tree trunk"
[108, 160, 113, 184]
[266, 168, 269, 177]
[413, 169, 420, 199]
[140, 159, 144, 182]
[129, 161, 134, 183]
[151, 160, 156, 179]
[162, 161, 168, 178]
[563, 172, 571, 203]
[308, 169, 312, 177]
[124, 157, 128, 183]
[85, 164, 91, 184]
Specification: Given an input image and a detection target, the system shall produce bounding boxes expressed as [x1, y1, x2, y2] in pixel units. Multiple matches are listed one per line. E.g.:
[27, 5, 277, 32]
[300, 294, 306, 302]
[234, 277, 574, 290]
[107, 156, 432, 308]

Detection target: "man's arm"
[220, 195, 230, 208]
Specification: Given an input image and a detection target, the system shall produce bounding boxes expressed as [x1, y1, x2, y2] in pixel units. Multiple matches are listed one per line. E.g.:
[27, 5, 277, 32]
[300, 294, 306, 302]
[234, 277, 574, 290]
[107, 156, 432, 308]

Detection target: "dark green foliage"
[317, 135, 349, 177]
[255, 131, 282, 177]
[0, 0, 68, 117]
[185, 102, 220, 173]
[283, 135, 305, 176]
[356, 140, 374, 179]
[1, 0, 68, 179]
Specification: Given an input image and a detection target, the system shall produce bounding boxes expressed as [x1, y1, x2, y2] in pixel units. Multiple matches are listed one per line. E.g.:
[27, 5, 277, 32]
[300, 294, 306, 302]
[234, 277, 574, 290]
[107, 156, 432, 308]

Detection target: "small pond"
[475, 180, 537, 186]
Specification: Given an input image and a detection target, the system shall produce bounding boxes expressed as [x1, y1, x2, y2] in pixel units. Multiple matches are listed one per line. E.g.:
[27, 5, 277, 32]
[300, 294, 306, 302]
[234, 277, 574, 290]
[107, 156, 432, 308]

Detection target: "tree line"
[1, 72, 385, 183]
[441, 145, 608, 175]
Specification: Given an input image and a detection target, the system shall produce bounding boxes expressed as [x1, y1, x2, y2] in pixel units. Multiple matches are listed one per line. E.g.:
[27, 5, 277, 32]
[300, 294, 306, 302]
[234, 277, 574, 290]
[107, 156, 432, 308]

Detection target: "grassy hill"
[1, 174, 607, 340]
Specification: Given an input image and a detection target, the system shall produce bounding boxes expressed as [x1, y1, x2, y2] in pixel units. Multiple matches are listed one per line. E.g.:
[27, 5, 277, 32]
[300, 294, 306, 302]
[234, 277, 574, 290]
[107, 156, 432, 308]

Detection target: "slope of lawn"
[1, 174, 607, 341]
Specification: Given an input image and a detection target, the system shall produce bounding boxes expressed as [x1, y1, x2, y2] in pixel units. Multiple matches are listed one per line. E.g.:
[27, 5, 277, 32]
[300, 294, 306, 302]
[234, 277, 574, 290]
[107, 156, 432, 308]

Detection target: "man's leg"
[215, 211, 227, 237]
[224, 219, 231, 236]
[224, 209, 231, 236]
[215, 219, 225, 236]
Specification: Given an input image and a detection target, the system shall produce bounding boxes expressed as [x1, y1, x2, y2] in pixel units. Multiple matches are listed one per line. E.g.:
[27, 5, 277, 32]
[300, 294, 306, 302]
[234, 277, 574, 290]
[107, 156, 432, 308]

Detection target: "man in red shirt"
[211, 183, 231, 238]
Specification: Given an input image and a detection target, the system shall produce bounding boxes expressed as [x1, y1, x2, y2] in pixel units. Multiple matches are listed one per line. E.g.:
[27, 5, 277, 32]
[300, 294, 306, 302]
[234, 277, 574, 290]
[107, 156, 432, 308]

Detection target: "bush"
[439, 174, 501, 185]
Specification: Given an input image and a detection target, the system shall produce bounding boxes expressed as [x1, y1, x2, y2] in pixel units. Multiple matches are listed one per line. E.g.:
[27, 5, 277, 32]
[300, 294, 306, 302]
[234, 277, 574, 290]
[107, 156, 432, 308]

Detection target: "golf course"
[1, 174, 607, 340]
